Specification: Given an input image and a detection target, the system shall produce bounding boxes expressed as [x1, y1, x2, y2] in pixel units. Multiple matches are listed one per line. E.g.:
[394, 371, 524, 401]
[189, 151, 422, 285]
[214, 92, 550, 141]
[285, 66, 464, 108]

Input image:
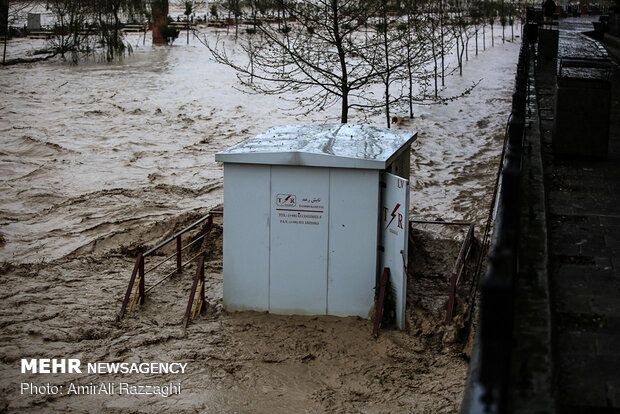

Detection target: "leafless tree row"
[204, 0, 523, 126]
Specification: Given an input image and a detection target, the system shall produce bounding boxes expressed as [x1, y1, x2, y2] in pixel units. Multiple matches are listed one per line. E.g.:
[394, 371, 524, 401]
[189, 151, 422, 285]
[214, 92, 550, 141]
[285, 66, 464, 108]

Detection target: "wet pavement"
[534, 18, 620, 412]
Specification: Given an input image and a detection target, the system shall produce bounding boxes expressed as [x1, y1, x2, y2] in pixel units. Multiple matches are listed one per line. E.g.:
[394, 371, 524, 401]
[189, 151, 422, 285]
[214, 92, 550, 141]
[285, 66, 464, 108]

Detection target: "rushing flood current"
[1, 29, 519, 263]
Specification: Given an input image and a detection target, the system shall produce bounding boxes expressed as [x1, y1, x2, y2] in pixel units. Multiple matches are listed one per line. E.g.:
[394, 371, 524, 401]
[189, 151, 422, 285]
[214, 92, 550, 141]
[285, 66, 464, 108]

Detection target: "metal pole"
[445, 224, 475, 325]
[183, 256, 204, 327]
[139, 256, 145, 304]
[118, 253, 143, 320]
[200, 259, 205, 314]
[373, 267, 391, 337]
[176, 235, 182, 274]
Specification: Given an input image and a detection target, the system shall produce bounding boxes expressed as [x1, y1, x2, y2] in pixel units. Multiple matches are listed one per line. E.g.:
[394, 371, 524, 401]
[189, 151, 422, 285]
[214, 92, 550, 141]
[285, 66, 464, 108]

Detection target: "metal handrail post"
[176, 235, 182, 274]
[373, 267, 390, 337]
[446, 224, 475, 325]
[138, 255, 145, 304]
[118, 253, 142, 320]
[200, 261, 205, 314]
[183, 256, 204, 328]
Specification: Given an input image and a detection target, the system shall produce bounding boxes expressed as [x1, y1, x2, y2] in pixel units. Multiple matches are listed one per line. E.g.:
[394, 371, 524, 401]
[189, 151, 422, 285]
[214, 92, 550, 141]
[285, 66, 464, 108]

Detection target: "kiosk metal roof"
[215, 124, 417, 170]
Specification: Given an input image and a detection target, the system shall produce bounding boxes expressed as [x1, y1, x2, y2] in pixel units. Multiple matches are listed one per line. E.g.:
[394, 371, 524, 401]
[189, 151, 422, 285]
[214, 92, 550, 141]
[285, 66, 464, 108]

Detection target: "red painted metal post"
[176, 235, 182, 274]
[200, 262, 205, 315]
[138, 255, 145, 304]
[373, 267, 390, 338]
[118, 253, 142, 320]
[445, 224, 475, 325]
[183, 256, 204, 328]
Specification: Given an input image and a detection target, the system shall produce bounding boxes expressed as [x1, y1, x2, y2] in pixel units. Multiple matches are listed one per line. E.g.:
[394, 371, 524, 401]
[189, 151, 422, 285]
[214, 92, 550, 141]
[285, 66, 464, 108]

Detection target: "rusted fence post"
[373, 267, 391, 338]
[183, 256, 205, 328]
[118, 253, 143, 320]
[200, 263, 205, 311]
[176, 235, 182, 274]
[118, 213, 219, 321]
[446, 224, 475, 325]
[138, 255, 145, 304]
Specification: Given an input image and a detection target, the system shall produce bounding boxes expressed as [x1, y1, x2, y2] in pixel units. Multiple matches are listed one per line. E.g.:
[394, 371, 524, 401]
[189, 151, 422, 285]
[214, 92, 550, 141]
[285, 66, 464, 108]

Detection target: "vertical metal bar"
[138, 255, 145, 304]
[183, 256, 204, 327]
[373, 267, 390, 337]
[118, 253, 142, 320]
[446, 224, 475, 325]
[176, 235, 182, 274]
[200, 259, 205, 314]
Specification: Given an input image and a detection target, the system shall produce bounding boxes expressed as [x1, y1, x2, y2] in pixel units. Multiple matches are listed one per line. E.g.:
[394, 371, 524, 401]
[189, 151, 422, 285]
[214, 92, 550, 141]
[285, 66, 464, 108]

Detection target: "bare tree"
[470, 0, 484, 56]
[400, 0, 435, 118]
[202, 0, 477, 125]
[449, 3, 468, 76]
[46, 0, 91, 63]
[221, 0, 241, 38]
[93, 0, 145, 60]
[203, 0, 382, 123]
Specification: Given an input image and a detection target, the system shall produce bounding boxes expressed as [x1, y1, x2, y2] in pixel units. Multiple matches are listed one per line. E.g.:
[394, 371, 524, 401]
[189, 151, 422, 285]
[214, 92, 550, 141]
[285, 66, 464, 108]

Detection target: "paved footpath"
[535, 17, 620, 412]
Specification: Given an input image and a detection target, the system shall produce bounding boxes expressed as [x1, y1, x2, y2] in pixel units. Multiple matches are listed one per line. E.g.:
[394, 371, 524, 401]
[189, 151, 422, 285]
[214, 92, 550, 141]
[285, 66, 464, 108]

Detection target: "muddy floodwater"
[1, 26, 519, 413]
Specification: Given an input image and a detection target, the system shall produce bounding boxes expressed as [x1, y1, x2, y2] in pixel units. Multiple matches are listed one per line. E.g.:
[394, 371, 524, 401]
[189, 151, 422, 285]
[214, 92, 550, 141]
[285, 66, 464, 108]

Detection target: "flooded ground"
[1, 22, 519, 413]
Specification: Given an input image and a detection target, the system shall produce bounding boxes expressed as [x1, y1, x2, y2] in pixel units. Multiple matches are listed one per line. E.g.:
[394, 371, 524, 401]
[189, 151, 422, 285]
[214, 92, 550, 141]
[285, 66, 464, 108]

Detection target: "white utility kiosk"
[215, 124, 417, 329]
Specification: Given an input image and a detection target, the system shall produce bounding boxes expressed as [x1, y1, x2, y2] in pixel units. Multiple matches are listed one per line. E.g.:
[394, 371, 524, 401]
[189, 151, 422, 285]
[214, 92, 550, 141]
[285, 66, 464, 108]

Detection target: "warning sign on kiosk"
[380, 173, 409, 330]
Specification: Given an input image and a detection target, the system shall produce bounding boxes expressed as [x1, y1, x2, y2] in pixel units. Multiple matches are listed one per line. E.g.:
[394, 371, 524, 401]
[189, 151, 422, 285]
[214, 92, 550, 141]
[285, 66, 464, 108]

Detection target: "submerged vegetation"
[44, 0, 148, 62]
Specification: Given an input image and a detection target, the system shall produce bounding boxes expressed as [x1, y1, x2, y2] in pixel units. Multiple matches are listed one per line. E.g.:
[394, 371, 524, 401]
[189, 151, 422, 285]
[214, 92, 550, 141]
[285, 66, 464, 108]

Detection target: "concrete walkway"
[535, 17, 620, 412]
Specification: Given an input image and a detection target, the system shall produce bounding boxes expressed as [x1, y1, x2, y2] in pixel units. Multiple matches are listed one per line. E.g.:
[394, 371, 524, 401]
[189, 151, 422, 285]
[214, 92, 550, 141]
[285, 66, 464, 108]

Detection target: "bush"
[160, 25, 179, 44]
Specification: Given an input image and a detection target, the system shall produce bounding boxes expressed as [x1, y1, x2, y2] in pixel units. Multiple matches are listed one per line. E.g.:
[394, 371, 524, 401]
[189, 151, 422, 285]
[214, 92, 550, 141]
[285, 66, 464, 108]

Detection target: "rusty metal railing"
[118, 212, 220, 321]
[445, 223, 475, 324]
[183, 255, 206, 328]
[408, 219, 475, 325]
[460, 29, 529, 414]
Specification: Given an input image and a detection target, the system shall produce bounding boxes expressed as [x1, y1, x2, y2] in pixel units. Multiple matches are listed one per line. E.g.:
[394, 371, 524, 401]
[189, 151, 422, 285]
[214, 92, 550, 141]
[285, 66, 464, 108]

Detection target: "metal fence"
[460, 23, 531, 414]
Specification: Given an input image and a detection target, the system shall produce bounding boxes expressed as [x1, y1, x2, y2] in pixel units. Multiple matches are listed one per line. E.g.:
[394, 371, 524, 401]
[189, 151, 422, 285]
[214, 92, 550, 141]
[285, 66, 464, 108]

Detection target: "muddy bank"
[0, 213, 472, 413]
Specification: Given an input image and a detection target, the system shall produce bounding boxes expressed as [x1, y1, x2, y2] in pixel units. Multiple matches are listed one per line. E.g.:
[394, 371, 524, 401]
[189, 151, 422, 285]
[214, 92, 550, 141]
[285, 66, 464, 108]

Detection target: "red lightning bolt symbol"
[386, 203, 401, 229]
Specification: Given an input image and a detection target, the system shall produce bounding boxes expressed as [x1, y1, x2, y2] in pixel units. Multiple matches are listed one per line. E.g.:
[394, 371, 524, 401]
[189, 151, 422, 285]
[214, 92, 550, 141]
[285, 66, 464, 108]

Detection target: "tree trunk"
[381, 0, 391, 128]
[465, 38, 469, 61]
[475, 26, 478, 56]
[332, 0, 348, 123]
[432, 38, 438, 97]
[440, 0, 445, 87]
[340, 84, 349, 124]
[152, 0, 169, 45]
